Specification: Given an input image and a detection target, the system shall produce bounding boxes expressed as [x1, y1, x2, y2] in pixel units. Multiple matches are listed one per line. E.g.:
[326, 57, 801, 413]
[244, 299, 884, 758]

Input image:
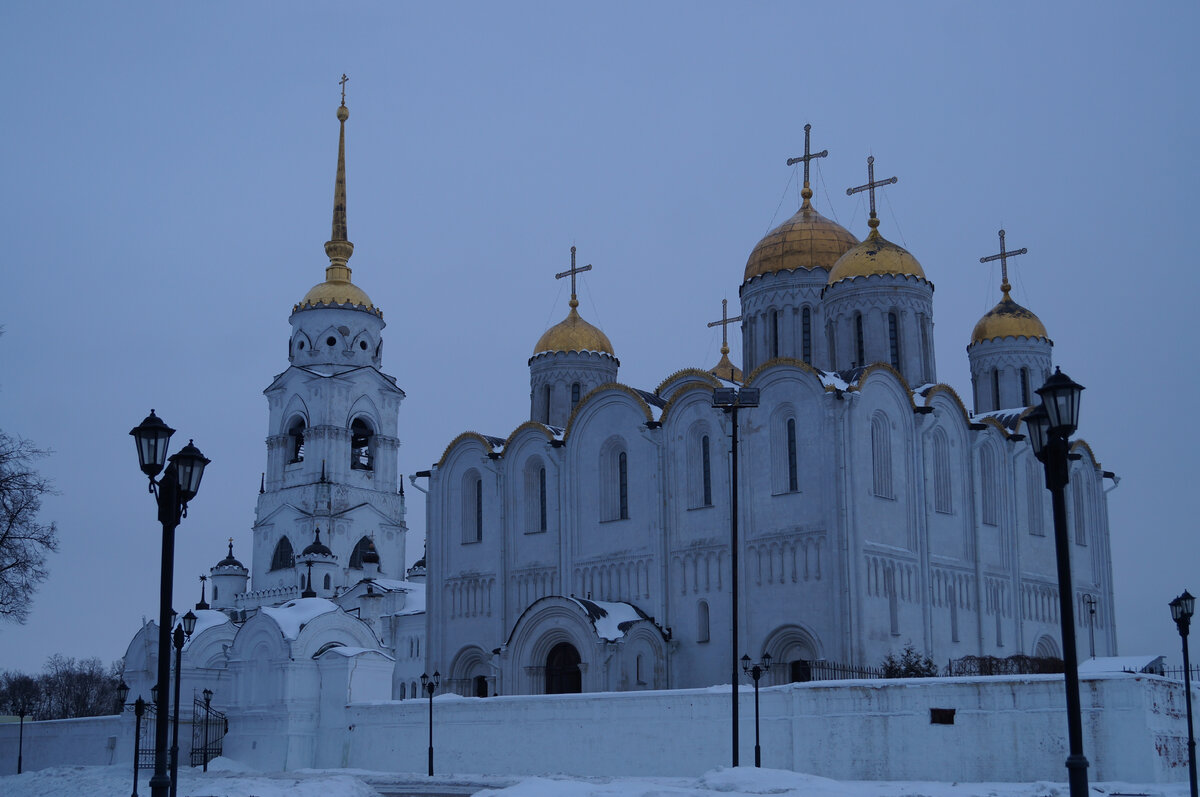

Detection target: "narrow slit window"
[787, 418, 798, 492]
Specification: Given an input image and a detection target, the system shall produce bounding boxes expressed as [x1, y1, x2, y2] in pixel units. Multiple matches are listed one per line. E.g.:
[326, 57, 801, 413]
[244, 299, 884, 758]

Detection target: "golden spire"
[324, 74, 354, 280]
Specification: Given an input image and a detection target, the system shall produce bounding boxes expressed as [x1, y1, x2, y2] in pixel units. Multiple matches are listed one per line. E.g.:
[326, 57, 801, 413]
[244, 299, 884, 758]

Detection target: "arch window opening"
[543, 384, 552, 423]
[349, 536, 374, 569]
[981, 448, 999, 526]
[539, 467, 548, 532]
[787, 418, 798, 493]
[888, 312, 901, 370]
[323, 573, 331, 590]
[1020, 367, 1031, 406]
[801, 307, 812, 362]
[571, 382, 581, 413]
[697, 600, 710, 643]
[545, 642, 582, 694]
[287, 418, 306, 464]
[854, 313, 865, 367]
[475, 478, 483, 541]
[701, 435, 712, 506]
[871, 415, 894, 499]
[463, 471, 483, 543]
[991, 369, 1001, 410]
[770, 309, 780, 359]
[270, 537, 295, 571]
[350, 418, 375, 471]
[474, 675, 489, 698]
[618, 451, 629, 520]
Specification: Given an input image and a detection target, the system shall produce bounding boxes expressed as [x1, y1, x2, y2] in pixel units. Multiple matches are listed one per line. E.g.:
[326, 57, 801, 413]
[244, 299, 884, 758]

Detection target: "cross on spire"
[846, 155, 898, 227]
[979, 228, 1028, 294]
[554, 246, 592, 308]
[707, 298, 742, 355]
[786, 124, 828, 187]
[339, 73, 349, 106]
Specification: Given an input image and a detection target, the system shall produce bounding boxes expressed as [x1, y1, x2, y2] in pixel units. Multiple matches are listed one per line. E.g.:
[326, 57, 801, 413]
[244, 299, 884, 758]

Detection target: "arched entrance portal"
[545, 642, 582, 694]
[473, 675, 488, 697]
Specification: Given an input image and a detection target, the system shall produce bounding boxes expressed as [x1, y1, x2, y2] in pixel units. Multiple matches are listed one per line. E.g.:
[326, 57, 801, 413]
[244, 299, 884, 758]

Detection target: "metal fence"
[946, 654, 1064, 677]
[796, 659, 885, 681]
[133, 704, 157, 770]
[1160, 664, 1200, 682]
[190, 696, 228, 768]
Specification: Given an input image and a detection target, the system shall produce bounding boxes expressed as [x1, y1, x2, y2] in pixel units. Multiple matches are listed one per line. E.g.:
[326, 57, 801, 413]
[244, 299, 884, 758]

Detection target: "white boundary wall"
[3, 673, 1195, 782]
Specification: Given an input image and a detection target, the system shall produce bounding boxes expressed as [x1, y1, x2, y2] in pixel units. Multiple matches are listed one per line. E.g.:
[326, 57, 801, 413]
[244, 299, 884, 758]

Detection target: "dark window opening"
[323, 573, 331, 590]
[888, 312, 900, 370]
[475, 478, 483, 542]
[770, 309, 780, 359]
[618, 451, 629, 520]
[545, 642, 582, 694]
[787, 418, 798, 492]
[326, 336, 337, 347]
[351, 418, 374, 471]
[1020, 368, 1030, 406]
[270, 537, 295, 571]
[571, 382, 581, 412]
[539, 467, 547, 532]
[930, 708, 956, 725]
[991, 369, 1001, 410]
[349, 536, 373, 569]
[801, 307, 812, 362]
[287, 418, 306, 464]
[359, 340, 368, 350]
[701, 435, 712, 506]
[855, 313, 865, 367]
[790, 659, 813, 683]
[474, 675, 488, 698]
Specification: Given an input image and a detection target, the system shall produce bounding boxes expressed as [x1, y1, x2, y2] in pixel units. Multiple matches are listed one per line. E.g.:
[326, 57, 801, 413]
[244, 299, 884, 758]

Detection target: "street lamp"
[15, 702, 27, 775]
[420, 671, 440, 776]
[741, 653, 772, 768]
[201, 689, 213, 773]
[170, 610, 198, 797]
[713, 385, 759, 768]
[131, 696, 146, 797]
[1026, 367, 1088, 797]
[1170, 589, 1197, 797]
[1082, 595, 1097, 660]
[130, 410, 211, 797]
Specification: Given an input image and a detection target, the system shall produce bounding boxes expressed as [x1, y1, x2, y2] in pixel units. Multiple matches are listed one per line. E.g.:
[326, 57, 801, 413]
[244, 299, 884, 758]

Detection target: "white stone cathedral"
[424, 138, 1117, 696]
[122, 98, 429, 760]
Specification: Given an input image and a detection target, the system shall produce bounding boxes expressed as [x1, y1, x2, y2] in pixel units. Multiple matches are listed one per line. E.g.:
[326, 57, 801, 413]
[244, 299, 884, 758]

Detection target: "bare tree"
[0, 431, 58, 623]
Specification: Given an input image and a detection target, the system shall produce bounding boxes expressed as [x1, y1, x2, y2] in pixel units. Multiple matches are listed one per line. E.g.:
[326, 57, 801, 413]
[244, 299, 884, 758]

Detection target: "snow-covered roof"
[260, 597, 339, 640]
[568, 598, 654, 641]
[317, 645, 393, 660]
[1078, 655, 1165, 675]
[181, 609, 233, 650]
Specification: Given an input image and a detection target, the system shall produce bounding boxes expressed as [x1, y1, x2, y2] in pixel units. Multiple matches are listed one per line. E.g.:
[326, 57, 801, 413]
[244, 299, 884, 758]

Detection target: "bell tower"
[246, 83, 408, 606]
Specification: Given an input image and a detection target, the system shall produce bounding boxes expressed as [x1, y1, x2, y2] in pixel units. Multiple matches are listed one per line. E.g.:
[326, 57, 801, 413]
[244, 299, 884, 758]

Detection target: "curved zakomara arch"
[345, 395, 382, 430]
[743, 357, 830, 390]
[1070, 439, 1102, 471]
[920, 384, 971, 423]
[851, 363, 917, 409]
[502, 420, 556, 452]
[227, 612, 291, 663]
[449, 644, 491, 684]
[658, 381, 722, 423]
[279, 394, 311, 435]
[563, 383, 654, 439]
[291, 608, 380, 659]
[975, 416, 1013, 438]
[654, 368, 720, 398]
[1033, 633, 1060, 658]
[437, 431, 499, 468]
[185, 620, 237, 670]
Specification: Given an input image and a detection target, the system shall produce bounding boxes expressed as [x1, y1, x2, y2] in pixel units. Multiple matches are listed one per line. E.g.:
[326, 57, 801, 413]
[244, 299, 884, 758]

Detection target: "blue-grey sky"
[1, 2, 1196, 674]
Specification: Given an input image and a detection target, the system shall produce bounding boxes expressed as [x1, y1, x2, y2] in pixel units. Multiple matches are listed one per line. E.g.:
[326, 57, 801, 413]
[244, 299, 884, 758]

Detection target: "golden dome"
[827, 220, 925, 286]
[300, 273, 375, 311]
[744, 187, 859, 281]
[533, 300, 615, 356]
[970, 289, 1049, 345]
[710, 350, 743, 383]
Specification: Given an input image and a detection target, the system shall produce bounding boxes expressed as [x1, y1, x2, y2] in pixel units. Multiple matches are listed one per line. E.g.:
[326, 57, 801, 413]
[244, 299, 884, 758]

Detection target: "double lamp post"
[1170, 590, 1197, 797]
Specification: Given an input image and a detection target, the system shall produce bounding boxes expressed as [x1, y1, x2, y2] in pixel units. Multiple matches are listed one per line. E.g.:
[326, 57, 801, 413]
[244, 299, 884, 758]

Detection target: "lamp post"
[170, 611, 197, 797]
[201, 689, 213, 773]
[131, 696, 146, 797]
[420, 671, 440, 776]
[130, 410, 211, 797]
[15, 704, 26, 775]
[713, 386, 759, 768]
[1082, 595, 1096, 660]
[1025, 367, 1088, 797]
[741, 653, 772, 768]
[1170, 589, 1197, 797]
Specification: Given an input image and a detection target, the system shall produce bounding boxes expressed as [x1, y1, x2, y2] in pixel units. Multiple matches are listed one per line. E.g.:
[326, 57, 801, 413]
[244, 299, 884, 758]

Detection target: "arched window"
[770, 309, 780, 359]
[323, 573, 331, 590]
[701, 435, 712, 506]
[543, 384, 552, 424]
[1073, 482, 1087, 545]
[463, 470, 483, 543]
[871, 414, 893, 499]
[411, 681, 418, 699]
[787, 419, 798, 492]
[697, 600, 710, 643]
[287, 417, 306, 464]
[933, 429, 952, 513]
[1020, 367, 1031, 406]
[270, 537, 294, 571]
[474, 675, 488, 697]
[400, 682, 406, 700]
[619, 452, 629, 520]
[888, 312, 900, 370]
[212, 585, 218, 601]
[571, 382, 581, 412]
[1026, 461, 1045, 536]
[980, 447, 999, 526]
[635, 654, 646, 685]
[524, 460, 548, 534]
[991, 369, 1001, 410]
[801, 307, 812, 363]
[545, 642, 582, 694]
[349, 536, 374, 569]
[350, 418, 375, 471]
[600, 440, 630, 521]
[855, 313, 865, 367]
[539, 467, 547, 532]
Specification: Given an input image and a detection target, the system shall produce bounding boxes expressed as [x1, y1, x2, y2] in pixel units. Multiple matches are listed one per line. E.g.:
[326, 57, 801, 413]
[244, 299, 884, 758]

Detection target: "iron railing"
[946, 654, 1064, 677]
[190, 696, 228, 768]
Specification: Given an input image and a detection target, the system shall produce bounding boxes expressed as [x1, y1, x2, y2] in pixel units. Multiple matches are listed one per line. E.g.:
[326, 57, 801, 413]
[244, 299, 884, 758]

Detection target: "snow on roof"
[568, 598, 653, 641]
[260, 597, 339, 640]
[181, 609, 233, 650]
[818, 369, 850, 391]
[357, 578, 426, 616]
[318, 646, 392, 660]
[1078, 655, 1165, 675]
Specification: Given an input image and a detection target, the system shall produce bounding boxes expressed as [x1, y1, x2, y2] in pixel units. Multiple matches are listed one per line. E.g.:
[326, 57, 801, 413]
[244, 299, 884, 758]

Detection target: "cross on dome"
[554, 246, 593, 308]
[339, 73, 349, 106]
[979, 228, 1028, 294]
[786, 123, 828, 188]
[707, 298, 742, 356]
[846, 155, 898, 228]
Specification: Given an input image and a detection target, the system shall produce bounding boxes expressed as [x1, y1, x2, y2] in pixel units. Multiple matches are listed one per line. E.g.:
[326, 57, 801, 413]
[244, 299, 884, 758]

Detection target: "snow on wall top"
[260, 597, 338, 640]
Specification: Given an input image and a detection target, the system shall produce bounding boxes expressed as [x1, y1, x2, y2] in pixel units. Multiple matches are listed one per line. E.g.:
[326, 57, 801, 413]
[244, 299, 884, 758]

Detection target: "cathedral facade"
[423, 150, 1117, 696]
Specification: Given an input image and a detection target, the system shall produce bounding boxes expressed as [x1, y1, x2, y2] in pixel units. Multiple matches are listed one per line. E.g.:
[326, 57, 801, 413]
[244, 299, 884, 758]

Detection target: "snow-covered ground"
[0, 759, 1191, 797]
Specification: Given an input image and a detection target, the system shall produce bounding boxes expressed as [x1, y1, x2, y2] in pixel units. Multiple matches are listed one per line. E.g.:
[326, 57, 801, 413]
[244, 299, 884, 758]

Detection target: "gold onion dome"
[970, 288, 1049, 345]
[533, 299, 615, 356]
[744, 187, 859, 281]
[297, 97, 379, 315]
[827, 218, 925, 286]
[710, 349, 743, 383]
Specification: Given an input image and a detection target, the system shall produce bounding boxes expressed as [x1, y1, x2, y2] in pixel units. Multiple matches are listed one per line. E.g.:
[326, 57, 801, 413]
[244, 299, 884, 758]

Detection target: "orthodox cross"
[707, 298, 742, 353]
[555, 245, 592, 303]
[339, 74, 349, 105]
[979, 229, 1027, 293]
[786, 124, 828, 186]
[846, 155, 898, 222]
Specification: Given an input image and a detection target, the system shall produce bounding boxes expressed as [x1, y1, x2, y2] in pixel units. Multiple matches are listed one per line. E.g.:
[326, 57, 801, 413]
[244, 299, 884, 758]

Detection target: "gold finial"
[786, 123, 828, 208]
[707, 298, 742, 356]
[324, 76, 354, 277]
[979, 228, 1028, 295]
[846, 155, 898, 230]
[554, 245, 593, 309]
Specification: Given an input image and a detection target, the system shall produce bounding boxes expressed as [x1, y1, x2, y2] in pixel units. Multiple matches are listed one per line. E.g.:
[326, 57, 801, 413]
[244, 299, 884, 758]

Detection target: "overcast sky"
[0, 2, 1196, 675]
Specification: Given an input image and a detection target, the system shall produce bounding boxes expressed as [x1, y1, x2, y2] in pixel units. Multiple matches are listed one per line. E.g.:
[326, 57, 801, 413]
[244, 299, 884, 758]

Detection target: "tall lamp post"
[130, 410, 211, 797]
[740, 653, 772, 768]
[15, 703, 27, 775]
[420, 671, 440, 776]
[170, 611, 197, 797]
[1170, 589, 1197, 797]
[1025, 367, 1088, 797]
[1082, 595, 1096, 660]
[713, 385, 759, 768]
[201, 689, 213, 773]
